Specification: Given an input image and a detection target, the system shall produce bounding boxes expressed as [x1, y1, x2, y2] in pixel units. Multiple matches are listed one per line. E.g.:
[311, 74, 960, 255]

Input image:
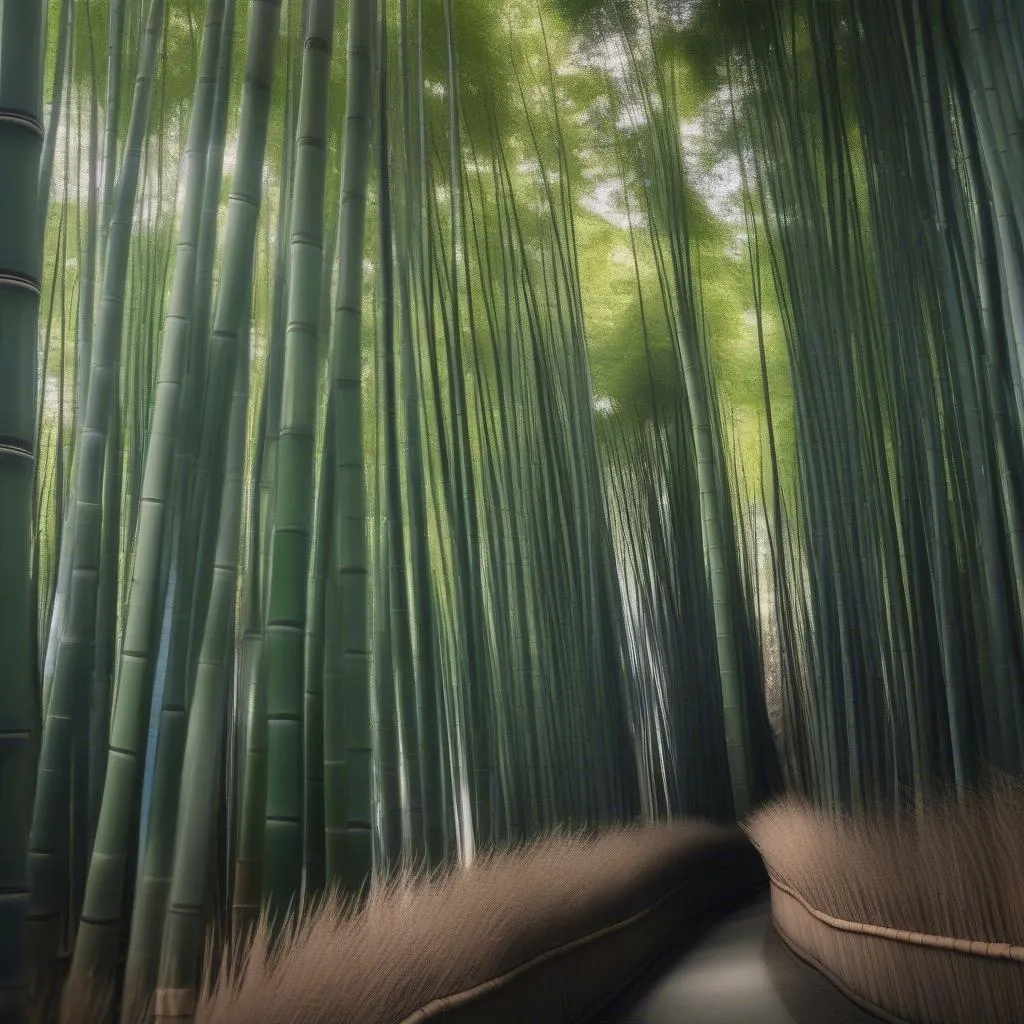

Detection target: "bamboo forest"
[1, 0, 1023, 1021]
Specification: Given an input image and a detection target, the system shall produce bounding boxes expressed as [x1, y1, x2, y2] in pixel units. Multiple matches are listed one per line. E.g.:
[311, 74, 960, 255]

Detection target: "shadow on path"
[596, 895, 889, 1024]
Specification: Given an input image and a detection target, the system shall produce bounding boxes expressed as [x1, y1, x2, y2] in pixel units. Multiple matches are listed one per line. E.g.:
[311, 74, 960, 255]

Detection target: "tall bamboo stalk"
[262, 0, 335, 916]
[33, 0, 167, 987]
[120, 0, 227, 1001]
[324, 0, 376, 894]
[0, 1, 45, 1014]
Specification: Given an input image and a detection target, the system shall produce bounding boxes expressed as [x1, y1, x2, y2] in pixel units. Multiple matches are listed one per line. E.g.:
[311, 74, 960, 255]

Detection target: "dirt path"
[598, 895, 888, 1024]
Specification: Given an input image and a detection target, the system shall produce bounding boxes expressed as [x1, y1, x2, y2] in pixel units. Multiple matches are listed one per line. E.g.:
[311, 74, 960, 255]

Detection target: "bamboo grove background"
[0, 0, 1022, 1018]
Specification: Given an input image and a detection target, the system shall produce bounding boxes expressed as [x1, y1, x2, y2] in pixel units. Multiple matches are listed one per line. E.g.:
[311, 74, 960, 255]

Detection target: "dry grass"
[187, 820, 760, 1024]
[748, 775, 1024, 1023]
[747, 774, 1024, 947]
[31, 820, 764, 1024]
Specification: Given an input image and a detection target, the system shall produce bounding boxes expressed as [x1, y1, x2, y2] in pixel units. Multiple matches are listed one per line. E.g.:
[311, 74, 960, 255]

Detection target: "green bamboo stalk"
[100, 0, 126, 257]
[152, 287, 252, 1024]
[262, 0, 335, 916]
[31, 0, 166, 986]
[376, 5, 422, 864]
[302, 397, 332, 895]
[0, 0, 46, 1014]
[168, 0, 279, 942]
[119, 1, 227, 1002]
[215, 36, 295, 913]
[441, 0, 492, 846]
[325, 0, 376, 893]
[38, 0, 74, 243]
[394, 19, 443, 856]
[79, 0, 107, 846]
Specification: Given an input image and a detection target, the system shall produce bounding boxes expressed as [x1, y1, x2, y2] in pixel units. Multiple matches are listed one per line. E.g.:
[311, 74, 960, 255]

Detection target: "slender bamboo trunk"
[0, 1, 46, 1014]
[119, 1, 227, 1003]
[153, 292, 252, 1023]
[38, 0, 75, 243]
[32, 0, 166, 988]
[262, 0, 335, 916]
[324, 0, 376, 894]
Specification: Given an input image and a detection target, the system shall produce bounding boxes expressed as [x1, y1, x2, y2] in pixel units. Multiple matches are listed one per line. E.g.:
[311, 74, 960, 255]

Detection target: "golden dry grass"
[748, 775, 1024, 1023]
[747, 774, 1024, 947]
[190, 820, 758, 1024]
[32, 819, 764, 1024]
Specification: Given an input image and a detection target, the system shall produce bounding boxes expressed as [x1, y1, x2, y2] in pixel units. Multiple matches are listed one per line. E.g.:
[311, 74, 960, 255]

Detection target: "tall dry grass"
[748, 774, 1024, 946]
[191, 820, 759, 1024]
[748, 775, 1024, 1023]
[36, 820, 762, 1023]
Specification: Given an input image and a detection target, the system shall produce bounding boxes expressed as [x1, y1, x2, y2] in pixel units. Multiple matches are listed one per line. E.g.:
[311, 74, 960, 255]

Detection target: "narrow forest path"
[598, 895, 889, 1024]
